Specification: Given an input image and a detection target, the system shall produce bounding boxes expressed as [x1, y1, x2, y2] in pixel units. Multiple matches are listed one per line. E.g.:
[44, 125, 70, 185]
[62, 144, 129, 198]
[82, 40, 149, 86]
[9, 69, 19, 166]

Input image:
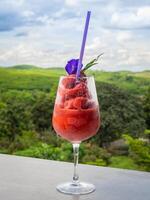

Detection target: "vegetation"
[143, 87, 150, 129]
[123, 135, 150, 171]
[109, 156, 139, 170]
[0, 67, 149, 94]
[95, 82, 146, 146]
[0, 65, 150, 171]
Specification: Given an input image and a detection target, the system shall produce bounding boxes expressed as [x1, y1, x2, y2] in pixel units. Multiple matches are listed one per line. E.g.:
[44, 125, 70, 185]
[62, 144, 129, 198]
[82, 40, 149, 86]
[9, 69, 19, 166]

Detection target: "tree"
[32, 92, 54, 132]
[0, 91, 33, 141]
[143, 87, 150, 129]
[94, 82, 146, 146]
[123, 135, 150, 171]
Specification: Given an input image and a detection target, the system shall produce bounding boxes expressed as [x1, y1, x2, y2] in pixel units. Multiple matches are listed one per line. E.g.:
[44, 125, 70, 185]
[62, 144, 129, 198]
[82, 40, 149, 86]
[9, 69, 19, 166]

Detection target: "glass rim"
[59, 75, 94, 79]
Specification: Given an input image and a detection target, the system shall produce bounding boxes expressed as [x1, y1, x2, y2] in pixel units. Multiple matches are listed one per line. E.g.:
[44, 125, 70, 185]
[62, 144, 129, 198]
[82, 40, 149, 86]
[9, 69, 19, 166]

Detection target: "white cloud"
[53, 8, 66, 18]
[36, 15, 53, 25]
[5, 0, 24, 7]
[65, 0, 80, 6]
[116, 31, 132, 42]
[0, 43, 55, 67]
[85, 27, 150, 71]
[110, 6, 150, 29]
[137, 6, 150, 19]
[22, 10, 35, 18]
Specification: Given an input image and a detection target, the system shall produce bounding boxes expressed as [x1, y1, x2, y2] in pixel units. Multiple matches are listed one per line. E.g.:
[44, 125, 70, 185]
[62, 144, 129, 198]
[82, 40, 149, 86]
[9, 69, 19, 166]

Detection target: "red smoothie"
[52, 75, 100, 143]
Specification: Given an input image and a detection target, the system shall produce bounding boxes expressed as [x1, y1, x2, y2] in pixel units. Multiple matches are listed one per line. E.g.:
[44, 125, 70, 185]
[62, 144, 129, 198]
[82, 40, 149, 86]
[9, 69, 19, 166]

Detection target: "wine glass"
[52, 75, 100, 195]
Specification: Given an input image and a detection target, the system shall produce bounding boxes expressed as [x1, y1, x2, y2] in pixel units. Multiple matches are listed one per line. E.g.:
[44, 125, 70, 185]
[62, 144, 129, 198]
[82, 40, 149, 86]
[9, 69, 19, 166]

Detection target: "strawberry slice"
[62, 75, 76, 89]
[75, 82, 89, 97]
[64, 82, 90, 100]
[73, 97, 89, 109]
[64, 99, 74, 109]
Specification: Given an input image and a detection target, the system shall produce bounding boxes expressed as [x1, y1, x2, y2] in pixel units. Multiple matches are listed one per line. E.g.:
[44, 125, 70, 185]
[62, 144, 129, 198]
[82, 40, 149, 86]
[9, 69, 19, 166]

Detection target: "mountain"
[9, 64, 39, 69]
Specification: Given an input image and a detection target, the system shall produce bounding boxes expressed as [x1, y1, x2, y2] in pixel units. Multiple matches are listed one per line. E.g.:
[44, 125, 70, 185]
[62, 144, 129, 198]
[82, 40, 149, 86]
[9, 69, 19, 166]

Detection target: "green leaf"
[82, 53, 103, 72]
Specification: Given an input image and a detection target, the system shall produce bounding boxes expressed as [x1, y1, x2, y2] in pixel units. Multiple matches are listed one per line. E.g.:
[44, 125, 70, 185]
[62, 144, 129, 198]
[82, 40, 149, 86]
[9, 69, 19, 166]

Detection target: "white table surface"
[0, 154, 150, 200]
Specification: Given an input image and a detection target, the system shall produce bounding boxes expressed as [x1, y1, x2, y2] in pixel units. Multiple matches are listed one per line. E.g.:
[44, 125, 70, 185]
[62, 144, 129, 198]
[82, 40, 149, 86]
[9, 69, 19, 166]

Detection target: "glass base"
[56, 182, 95, 195]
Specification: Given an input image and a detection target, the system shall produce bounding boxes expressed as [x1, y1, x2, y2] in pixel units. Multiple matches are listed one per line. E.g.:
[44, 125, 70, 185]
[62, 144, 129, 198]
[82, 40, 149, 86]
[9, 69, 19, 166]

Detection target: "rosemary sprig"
[82, 53, 104, 72]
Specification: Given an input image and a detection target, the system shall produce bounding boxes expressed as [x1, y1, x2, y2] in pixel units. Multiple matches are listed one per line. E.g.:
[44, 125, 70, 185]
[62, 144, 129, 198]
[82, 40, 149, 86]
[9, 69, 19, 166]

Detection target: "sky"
[0, 0, 150, 71]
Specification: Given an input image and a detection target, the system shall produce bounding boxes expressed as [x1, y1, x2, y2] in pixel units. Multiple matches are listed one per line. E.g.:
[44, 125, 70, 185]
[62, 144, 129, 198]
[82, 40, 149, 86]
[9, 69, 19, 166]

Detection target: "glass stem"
[72, 143, 80, 185]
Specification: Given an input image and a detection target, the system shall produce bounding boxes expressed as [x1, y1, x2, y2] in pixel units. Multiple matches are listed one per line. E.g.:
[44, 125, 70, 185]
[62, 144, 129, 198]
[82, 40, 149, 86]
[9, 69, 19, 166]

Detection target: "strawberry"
[73, 97, 89, 109]
[65, 82, 89, 100]
[64, 99, 74, 109]
[62, 74, 76, 89]
[74, 82, 89, 97]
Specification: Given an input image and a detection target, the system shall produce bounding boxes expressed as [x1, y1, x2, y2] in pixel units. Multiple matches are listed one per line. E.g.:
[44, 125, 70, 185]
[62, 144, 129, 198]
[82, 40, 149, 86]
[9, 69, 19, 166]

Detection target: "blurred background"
[0, 0, 150, 172]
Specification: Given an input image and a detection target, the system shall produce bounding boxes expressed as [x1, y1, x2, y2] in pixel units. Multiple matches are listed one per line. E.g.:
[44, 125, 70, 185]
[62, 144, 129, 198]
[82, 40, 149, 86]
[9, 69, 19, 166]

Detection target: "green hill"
[10, 64, 39, 69]
[0, 66, 149, 94]
[89, 70, 150, 95]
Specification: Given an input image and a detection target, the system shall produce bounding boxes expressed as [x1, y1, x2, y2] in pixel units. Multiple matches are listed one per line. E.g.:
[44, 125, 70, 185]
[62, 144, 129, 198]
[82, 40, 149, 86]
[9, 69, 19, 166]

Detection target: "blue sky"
[0, 0, 150, 71]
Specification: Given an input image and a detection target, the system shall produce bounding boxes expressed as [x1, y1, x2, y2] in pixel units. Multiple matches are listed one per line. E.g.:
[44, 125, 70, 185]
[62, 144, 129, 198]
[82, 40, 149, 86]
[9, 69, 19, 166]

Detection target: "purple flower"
[65, 59, 83, 75]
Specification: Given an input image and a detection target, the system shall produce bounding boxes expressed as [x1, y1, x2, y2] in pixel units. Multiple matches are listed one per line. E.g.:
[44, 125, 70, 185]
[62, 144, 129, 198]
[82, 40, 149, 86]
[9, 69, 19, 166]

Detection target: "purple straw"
[76, 11, 91, 80]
